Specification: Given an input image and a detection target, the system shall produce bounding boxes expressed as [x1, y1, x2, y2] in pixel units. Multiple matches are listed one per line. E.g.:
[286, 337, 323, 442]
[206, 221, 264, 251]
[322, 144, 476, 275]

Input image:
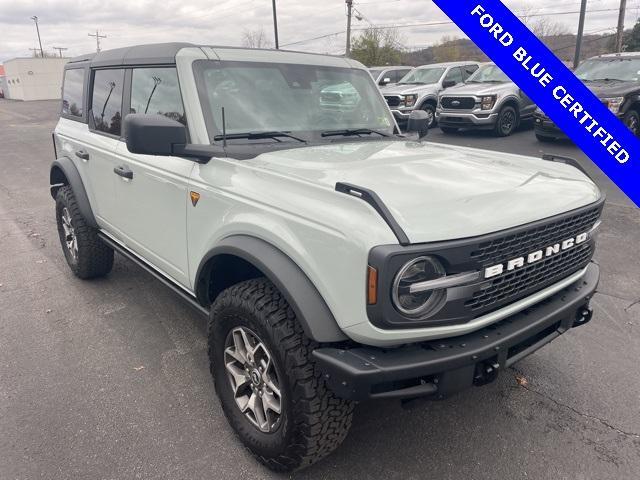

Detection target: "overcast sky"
[1, 0, 639, 63]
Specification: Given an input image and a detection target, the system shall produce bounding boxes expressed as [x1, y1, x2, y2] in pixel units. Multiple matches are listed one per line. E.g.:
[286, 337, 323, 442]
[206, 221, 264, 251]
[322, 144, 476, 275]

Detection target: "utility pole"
[345, 0, 353, 58]
[53, 47, 68, 58]
[574, 0, 587, 69]
[88, 30, 106, 53]
[29, 48, 40, 57]
[616, 0, 628, 53]
[30, 16, 44, 58]
[272, 0, 279, 49]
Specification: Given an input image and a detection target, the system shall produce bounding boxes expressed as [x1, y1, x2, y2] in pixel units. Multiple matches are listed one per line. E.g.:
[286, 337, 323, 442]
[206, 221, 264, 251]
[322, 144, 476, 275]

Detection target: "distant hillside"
[404, 33, 620, 66]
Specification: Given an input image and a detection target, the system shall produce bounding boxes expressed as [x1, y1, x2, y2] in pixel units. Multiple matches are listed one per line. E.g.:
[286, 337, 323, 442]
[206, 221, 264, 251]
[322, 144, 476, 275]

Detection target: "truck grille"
[440, 96, 476, 110]
[465, 205, 601, 313]
[384, 95, 402, 108]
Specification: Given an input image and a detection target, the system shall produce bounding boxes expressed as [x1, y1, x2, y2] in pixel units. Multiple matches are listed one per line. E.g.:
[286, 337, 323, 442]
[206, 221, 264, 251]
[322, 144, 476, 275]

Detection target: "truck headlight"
[392, 256, 447, 319]
[480, 95, 497, 110]
[603, 97, 624, 114]
[404, 94, 418, 108]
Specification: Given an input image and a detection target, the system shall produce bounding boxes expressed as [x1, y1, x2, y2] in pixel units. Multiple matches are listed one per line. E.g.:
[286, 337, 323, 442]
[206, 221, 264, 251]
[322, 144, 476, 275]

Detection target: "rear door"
[112, 66, 193, 287]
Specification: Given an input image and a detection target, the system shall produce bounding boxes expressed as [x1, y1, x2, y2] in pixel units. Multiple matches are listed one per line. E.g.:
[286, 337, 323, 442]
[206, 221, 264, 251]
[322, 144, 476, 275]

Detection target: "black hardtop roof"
[66, 42, 195, 68]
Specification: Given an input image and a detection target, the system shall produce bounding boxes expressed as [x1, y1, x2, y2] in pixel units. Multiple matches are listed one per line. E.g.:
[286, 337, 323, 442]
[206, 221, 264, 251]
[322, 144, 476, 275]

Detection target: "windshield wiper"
[399, 81, 426, 85]
[591, 78, 625, 82]
[213, 131, 307, 143]
[321, 128, 391, 138]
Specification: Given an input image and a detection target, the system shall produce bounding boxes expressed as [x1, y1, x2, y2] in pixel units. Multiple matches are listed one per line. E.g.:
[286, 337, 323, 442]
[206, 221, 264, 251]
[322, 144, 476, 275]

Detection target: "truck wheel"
[623, 110, 639, 136]
[440, 126, 459, 134]
[55, 185, 114, 279]
[208, 278, 354, 472]
[535, 133, 554, 143]
[494, 105, 518, 137]
[421, 103, 436, 128]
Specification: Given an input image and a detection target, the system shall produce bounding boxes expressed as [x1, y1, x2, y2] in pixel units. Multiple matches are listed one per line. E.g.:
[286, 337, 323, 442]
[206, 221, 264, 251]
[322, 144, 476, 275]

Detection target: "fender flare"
[196, 235, 348, 343]
[50, 156, 98, 228]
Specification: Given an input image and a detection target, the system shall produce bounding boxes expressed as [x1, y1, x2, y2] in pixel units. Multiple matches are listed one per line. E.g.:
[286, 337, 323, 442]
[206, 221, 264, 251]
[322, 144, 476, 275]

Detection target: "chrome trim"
[409, 270, 481, 293]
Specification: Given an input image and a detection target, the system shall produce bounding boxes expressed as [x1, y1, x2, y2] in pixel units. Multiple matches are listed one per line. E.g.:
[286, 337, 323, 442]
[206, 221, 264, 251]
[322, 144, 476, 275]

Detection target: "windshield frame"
[574, 57, 640, 82]
[192, 59, 398, 146]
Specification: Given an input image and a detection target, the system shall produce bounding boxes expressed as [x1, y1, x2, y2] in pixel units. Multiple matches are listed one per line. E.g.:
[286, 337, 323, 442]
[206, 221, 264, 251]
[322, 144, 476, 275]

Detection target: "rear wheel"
[494, 105, 518, 137]
[55, 186, 113, 279]
[208, 278, 354, 472]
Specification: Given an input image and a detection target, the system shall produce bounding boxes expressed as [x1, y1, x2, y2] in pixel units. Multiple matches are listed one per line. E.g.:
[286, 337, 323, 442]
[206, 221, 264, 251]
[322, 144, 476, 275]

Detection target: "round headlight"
[392, 256, 447, 319]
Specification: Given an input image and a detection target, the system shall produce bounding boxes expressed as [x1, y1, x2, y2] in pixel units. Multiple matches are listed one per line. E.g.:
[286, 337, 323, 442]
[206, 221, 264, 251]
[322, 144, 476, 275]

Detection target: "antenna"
[221, 107, 227, 148]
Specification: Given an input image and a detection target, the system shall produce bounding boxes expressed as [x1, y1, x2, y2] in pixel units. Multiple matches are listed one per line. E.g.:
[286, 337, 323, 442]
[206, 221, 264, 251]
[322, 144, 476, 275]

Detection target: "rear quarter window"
[61, 68, 85, 119]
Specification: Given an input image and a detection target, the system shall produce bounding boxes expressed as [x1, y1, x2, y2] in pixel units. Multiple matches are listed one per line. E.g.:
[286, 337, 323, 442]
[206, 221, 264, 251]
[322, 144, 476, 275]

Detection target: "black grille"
[464, 206, 601, 314]
[441, 96, 476, 110]
[466, 242, 593, 311]
[469, 207, 601, 265]
[384, 96, 401, 107]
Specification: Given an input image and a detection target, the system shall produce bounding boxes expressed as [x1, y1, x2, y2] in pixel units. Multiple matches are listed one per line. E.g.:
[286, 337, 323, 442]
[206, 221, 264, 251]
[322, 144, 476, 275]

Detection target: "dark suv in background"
[535, 52, 640, 141]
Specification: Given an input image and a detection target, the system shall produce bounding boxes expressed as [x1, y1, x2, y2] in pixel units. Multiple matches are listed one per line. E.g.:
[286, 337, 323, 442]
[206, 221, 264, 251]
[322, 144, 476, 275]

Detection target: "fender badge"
[190, 191, 200, 207]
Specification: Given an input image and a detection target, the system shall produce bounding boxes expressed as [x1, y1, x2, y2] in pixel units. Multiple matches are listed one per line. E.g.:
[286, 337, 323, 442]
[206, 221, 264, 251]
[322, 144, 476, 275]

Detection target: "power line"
[52, 47, 68, 58]
[88, 30, 106, 53]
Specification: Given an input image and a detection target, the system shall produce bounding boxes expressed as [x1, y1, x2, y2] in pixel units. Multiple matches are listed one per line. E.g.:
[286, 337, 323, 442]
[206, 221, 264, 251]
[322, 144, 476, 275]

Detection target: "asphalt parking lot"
[0, 99, 639, 480]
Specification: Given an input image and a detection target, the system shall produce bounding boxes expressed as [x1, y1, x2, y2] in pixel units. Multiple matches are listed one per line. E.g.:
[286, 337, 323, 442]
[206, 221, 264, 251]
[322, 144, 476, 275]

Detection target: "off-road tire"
[55, 185, 114, 279]
[421, 103, 437, 128]
[494, 105, 518, 137]
[208, 278, 354, 472]
[440, 126, 459, 134]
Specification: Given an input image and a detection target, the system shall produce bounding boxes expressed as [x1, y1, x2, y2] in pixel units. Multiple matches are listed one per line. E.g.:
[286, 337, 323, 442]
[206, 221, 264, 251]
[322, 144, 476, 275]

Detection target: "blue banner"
[432, 0, 640, 207]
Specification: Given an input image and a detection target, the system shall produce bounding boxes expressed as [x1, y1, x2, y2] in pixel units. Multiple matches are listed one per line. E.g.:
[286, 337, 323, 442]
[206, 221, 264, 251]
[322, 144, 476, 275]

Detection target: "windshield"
[369, 68, 384, 79]
[467, 64, 510, 83]
[194, 60, 395, 143]
[574, 58, 640, 82]
[398, 67, 445, 85]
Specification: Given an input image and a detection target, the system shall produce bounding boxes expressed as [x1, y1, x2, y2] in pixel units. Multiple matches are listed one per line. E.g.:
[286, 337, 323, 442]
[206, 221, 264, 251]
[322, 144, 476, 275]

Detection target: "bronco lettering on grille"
[484, 232, 589, 279]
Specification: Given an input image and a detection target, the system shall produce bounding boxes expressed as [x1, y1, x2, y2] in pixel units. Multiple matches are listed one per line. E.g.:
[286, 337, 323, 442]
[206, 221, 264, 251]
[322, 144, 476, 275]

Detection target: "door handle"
[113, 165, 134, 180]
[75, 150, 90, 161]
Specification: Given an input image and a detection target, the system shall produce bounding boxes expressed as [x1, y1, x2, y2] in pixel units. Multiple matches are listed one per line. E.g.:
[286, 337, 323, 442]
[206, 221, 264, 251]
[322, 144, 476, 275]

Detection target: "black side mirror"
[442, 79, 456, 88]
[407, 110, 429, 139]
[124, 113, 187, 156]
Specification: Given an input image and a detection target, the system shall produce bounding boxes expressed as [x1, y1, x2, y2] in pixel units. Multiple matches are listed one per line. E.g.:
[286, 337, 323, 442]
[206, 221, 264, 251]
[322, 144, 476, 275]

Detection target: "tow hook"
[473, 359, 500, 387]
[572, 305, 593, 328]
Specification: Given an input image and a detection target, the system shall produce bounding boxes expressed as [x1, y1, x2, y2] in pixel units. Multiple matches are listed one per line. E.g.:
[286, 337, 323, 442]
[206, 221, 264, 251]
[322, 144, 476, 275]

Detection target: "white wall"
[4, 58, 68, 101]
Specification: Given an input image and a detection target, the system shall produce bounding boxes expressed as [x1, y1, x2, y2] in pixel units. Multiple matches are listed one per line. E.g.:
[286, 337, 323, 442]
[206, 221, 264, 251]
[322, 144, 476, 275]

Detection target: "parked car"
[437, 63, 536, 136]
[381, 61, 480, 129]
[535, 52, 640, 141]
[368, 65, 414, 86]
[51, 43, 603, 472]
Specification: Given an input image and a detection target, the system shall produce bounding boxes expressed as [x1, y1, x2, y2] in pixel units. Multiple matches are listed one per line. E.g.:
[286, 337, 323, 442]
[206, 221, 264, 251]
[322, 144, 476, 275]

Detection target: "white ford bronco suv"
[51, 43, 603, 471]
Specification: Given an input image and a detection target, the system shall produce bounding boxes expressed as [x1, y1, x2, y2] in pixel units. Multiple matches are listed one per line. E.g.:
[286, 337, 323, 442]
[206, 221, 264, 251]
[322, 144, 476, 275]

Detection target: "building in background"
[0, 65, 7, 98]
[3, 57, 68, 101]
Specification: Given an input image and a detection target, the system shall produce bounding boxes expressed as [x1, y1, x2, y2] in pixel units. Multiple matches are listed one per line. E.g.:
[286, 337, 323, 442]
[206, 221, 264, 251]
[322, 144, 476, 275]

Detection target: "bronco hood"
[248, 141, 601, 243]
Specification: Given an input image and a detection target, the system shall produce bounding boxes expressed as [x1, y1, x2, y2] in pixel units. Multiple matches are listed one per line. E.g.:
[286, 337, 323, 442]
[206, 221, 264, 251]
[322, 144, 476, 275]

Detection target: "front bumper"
[313, 262, 599, 401]
[534, 114, 568, 139]
[436, 109, 499, 129]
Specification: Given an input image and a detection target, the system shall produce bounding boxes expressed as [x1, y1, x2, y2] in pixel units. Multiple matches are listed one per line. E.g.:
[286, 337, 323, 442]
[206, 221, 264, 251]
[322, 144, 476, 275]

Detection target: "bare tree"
[241, 28, 273, 49]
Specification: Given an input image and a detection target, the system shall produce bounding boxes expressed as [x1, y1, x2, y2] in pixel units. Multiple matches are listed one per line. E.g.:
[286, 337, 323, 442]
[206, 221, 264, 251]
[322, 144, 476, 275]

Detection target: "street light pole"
[272, 0, 279, 49]
[573, 0, 587, 69]
[30, 16, 44, 58]
[346, 0, 353, 58]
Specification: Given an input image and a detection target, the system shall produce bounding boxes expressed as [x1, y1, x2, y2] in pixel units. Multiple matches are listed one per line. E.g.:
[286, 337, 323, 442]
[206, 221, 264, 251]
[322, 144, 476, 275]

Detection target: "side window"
[91, 69, 125, 136]
[444, 67, 463, 85]
[462, 64, 479, 80]
[61, 68, 85, 119]
[130, 67, 186, 125]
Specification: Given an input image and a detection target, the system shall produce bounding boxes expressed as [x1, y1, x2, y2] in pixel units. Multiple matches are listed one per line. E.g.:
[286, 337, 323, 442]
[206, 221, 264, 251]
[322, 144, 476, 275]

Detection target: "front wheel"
[208, 278, 354, 472]
[494, 105, 518, 137]
[623, 109, 640, 136]
[421, 103, 436, 128]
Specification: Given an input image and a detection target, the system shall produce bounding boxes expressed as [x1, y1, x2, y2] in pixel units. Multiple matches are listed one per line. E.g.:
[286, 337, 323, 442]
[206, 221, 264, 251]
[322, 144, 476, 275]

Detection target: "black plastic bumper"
[313, 263, 599, 402]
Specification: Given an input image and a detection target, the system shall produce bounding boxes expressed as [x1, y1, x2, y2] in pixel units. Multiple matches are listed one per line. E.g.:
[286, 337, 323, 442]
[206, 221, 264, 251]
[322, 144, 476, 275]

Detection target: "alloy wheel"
[224, 326, 283, 433]
[626, 115, 639, 135]
[501, 110, 515, 134]
[61, 207, 78, 260]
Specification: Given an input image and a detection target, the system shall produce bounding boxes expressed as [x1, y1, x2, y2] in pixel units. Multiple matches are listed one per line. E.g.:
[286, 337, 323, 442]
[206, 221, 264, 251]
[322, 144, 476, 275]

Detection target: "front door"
[112, 67, 193, 287]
